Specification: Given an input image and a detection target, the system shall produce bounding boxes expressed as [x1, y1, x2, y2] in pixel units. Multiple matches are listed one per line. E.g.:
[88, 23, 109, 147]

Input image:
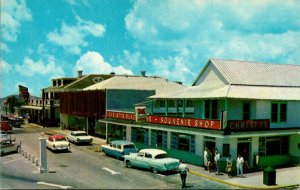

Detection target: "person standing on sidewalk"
[236, 153, 244, 177]
[203, 147, 208, 170]
[178, 160, 189, 188]
[214, 149, 220, 175]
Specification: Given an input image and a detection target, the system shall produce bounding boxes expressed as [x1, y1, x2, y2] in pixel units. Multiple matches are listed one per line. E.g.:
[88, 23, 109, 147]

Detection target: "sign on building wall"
[146, 115, 221, 130]
[226, 119, 270, 131]
[106, 111, 135, 120]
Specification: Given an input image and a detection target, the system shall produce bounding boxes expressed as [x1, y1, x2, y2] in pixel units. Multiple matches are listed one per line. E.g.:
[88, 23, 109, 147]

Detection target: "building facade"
[101, 59, 300, 171]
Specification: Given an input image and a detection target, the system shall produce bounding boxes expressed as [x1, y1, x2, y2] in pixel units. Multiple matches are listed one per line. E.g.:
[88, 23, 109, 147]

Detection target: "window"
[222, 144, 230, 157]
[205, 100, 218, 119]
[145, 153, 152, 158]
[243, 102, 251, 120]
[185, 100, 193, 107]
[271, 102, 287, 123]
[178, 134, 190, 151]
[259, 136, 289, 156]
[171, 133, 195, 153]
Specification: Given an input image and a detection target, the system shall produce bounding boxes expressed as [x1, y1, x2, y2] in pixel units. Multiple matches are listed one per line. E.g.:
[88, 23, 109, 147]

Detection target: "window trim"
[271, 102, 287, 123]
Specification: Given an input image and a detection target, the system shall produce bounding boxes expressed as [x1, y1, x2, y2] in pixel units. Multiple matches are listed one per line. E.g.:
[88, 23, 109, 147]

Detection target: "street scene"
[1, 124, 234, 189]
[1, 0, 300, 189]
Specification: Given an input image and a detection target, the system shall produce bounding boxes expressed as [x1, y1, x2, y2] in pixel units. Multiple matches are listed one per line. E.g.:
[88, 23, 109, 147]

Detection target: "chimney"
[141, 71, 146, 77]
[78, 70, 83, 78]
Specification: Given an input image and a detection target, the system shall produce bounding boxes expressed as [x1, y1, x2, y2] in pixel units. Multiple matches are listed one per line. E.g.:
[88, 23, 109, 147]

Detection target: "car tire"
[152, 167, 158, 174]
[125, 160, 131, 168]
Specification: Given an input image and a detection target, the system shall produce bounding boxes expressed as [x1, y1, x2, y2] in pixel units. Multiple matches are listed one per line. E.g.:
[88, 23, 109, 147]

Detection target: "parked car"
[124, 148, 180, 173]
[0, 131, 8, 138]
[66, 131, 93, 144]
[0, 137, 21, 156]
[101, 140, 138, 160]
[46, 135, 70, 152]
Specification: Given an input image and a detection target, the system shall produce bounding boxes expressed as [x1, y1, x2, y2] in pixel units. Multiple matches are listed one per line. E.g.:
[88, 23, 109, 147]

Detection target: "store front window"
[259, 136, 289, 156]
[151, 130, 167, 148]
[171, 132, 195, 153]
[131, 127, 149, 144]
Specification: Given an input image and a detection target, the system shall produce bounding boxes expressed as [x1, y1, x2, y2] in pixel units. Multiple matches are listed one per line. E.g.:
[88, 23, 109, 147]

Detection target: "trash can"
[263, 166, 276, 185]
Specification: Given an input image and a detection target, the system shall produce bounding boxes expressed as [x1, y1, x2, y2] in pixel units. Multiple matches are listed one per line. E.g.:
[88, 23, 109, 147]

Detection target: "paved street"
[0, 124, 234, 189]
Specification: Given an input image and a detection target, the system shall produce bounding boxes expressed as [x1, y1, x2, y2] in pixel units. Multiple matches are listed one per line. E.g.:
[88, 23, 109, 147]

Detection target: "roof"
[140, 148, 167, 156]
[151, 58, 300, 100]
[110, 140, 135, 145]
[44, 74, 114, 92]
[83, 75, 184, 95]
[194, 58, 300, 87]
[49, 135, 65, 139]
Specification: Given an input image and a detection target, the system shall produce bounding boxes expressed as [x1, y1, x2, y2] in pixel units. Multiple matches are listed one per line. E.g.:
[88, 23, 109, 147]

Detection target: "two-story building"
[22, 71, 114, 127]
[101, 58, 300, 170]
[60, 72, 185, 138]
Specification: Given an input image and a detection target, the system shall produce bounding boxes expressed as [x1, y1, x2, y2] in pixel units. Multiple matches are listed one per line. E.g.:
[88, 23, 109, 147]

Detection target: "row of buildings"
[22, 58, 300, 171]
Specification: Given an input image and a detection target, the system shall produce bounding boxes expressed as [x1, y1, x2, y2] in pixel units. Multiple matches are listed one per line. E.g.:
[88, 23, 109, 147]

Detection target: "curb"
[189, 170, 300, 189]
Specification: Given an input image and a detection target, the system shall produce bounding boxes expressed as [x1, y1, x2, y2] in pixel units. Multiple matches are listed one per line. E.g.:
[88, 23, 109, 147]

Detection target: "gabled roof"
[83, 75, 185, 95]
[152, 58, 300, 100]
[193, 58, 300, 87]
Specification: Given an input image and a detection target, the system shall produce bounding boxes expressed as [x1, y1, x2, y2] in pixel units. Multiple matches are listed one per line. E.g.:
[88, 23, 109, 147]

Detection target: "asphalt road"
[0, 126, 234, 189]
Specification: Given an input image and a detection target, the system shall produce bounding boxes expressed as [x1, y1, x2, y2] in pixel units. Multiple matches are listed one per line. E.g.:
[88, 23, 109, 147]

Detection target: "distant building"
[22, 71, 114, 127]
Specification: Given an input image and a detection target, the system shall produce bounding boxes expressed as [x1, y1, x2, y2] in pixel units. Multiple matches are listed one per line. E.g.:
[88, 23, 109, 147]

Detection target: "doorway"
[204, 141, 216, 154]
[237, 142, 251, 172]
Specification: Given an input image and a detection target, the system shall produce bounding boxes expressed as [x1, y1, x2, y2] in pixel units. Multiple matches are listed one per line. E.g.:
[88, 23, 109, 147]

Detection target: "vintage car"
[101, 140, 138, 160]
[0, 137, 21, 156]
[66, 131, 93, 144]
[46, 135, 70, 151]
[124, 148, 180, 173]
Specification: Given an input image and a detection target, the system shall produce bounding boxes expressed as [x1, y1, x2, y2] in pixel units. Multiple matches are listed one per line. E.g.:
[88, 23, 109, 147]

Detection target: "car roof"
[111, 140, 135, 145]
[139, 148, 167, 156]
[71, 131, 87, 134]
[49, 135, 65, 139]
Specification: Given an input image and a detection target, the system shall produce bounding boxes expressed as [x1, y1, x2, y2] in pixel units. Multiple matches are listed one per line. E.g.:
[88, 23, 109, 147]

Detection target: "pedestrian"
[178, 160, 189, 188]
[226, 155, 233, 177]
[203, 147, 208, 170]
[214, 149, 220, 175]
[236, 153, 244, 177]
[206, 149, 212, 173]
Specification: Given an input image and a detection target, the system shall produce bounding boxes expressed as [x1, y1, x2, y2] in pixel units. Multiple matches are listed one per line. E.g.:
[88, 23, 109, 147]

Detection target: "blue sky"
[1, 0, 300, 97]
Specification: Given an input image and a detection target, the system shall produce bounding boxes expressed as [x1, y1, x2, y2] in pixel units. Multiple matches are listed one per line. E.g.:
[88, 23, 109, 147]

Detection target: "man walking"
[178, 160, 189, 188]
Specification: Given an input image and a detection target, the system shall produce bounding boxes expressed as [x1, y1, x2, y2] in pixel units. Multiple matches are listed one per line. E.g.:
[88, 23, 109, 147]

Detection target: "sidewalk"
[28, 124, 300, 189]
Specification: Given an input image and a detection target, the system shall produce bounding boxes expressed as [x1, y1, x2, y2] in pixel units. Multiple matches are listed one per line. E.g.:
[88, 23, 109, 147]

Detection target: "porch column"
[182, 99, 186, 118]
[151, 100, 154, 115]
[105, 123, 108, 142]
[165, 99, 168, 116]
[175, 100, 178, 116]
[202, 100, 205, 118]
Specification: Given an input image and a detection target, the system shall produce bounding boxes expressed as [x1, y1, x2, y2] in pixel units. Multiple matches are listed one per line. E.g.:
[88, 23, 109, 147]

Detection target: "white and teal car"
[101, 140, 138, 160]
[66, 131, 93, 144]
[124, 148, 180, 174]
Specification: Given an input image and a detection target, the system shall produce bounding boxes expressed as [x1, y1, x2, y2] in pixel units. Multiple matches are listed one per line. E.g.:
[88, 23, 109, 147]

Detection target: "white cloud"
[47, 16, 105, 55]
[1, 43, 10, 53]
[1, 60, 13, 73]
[125, 0, 300, 85]
[1, 0, 32, 42]
[15, 57, 65, 77]
[75, 51, 133, 75]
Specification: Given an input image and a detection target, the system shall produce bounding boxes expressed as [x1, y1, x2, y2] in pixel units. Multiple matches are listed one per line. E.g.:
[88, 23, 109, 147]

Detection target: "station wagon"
[101, 140, 138, 160]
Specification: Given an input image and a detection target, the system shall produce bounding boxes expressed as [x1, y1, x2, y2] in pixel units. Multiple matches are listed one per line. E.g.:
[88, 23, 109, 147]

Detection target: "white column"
[251, 136, 259, 167]
[167, 131, 171, 149]
[126, 125, 131, 141]
[39, 137, 48, 173]
[105, 123, 108, 142]
[86, 118, 89, 134]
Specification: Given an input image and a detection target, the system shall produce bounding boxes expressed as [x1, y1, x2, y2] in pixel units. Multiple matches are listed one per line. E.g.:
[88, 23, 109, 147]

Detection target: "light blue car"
[124, 148, 180, 174]
[101, 140, 138, 160]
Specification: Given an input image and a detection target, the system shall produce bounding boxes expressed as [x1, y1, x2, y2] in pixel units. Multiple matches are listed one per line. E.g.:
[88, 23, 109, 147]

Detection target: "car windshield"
[75, 133, 87, 136]
[55, 138, 66, 141]
[123, 144, 135, 149]
[155, 153, 168, 159]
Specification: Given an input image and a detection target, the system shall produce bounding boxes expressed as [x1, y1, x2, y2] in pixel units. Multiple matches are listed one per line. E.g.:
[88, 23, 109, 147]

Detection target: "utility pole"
[42, 89, 45, 128]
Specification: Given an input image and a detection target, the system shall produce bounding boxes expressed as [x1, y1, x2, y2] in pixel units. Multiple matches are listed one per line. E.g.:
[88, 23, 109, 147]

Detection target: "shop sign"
[146, 115, 221, 130]
[227, 119, 270, 131]
[106, 111, 135, 120]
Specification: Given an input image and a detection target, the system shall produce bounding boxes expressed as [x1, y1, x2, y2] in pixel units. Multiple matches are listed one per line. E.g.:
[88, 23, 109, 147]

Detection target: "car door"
[134, 151, 147, 168]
